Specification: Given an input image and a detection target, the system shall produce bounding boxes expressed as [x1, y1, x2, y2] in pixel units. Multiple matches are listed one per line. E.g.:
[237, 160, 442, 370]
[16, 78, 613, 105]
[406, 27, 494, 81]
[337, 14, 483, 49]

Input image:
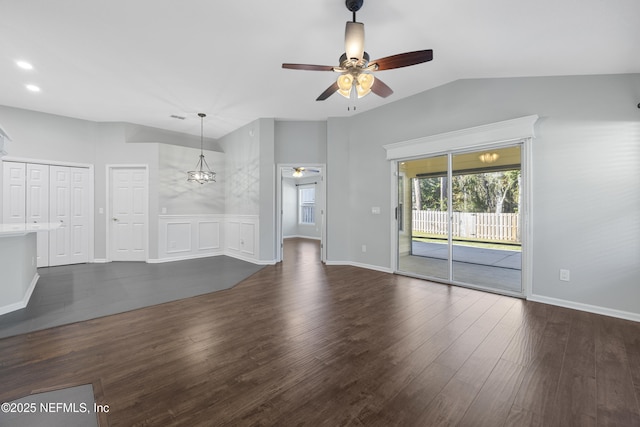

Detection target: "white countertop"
[0, 223, 61, 237]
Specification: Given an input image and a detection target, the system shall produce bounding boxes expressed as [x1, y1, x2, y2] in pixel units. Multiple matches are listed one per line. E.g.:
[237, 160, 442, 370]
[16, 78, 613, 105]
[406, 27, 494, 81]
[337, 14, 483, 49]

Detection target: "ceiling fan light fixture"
[344, 21, 365, 60]
[292, 167, 304, 178]
[478, 152, 500, 163]
[356, 72, 374, 98]
[337, 73, 354, 98]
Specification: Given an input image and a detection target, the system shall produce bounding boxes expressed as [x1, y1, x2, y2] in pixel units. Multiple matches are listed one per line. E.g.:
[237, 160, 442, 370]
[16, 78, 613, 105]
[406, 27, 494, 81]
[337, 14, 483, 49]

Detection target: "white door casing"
[108, 166, 148, 261]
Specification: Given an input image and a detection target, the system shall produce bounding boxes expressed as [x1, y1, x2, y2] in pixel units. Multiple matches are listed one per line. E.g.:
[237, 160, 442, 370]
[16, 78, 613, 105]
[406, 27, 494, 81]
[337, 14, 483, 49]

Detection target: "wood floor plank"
[594, 314, 640, 426]
[546, 310, 597, 427]
[508, 305, 573, 421]
[1, 239, 640, 426]
[458, 358, 527, 427]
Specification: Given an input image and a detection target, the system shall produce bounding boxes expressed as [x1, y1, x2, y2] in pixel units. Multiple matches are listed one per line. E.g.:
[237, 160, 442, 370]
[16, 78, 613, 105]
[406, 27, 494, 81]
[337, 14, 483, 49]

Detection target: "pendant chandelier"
[187, 113, 216, 184]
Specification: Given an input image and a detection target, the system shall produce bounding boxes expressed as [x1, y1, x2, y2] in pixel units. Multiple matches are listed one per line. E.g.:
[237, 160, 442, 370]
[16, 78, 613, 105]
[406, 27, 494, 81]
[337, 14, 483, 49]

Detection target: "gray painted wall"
[327, 73, 640, 316]
[258, 119, 276, 262]
[274, 120, 327, 164]
[218, 118, 276, 262]
[282, 178, 297, 237]
[158, 144, 225, 215]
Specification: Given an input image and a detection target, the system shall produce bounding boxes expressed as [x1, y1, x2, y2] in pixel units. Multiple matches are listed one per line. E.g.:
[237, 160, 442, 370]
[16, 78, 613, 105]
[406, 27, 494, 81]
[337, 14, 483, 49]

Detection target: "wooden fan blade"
[282, 63, 336, 71]
[371, 78, 393, 98]
[316, 82, 339, 101]
[371, 49, 433, 71]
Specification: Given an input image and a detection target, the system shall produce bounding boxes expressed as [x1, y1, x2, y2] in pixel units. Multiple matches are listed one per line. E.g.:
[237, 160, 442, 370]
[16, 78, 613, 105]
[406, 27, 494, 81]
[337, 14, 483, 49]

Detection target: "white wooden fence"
[412, 210, 520, 243]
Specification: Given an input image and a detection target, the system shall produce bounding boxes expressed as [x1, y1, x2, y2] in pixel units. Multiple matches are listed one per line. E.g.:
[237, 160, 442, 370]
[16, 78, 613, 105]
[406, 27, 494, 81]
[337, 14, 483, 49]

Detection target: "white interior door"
[69, 167, 89, 264]
[27, 163, 50, 267]
[49, 166, 89, 266]
[49, 165, 71, 266]
[2, 161, 26, 224]
[109, 167, 148, 261]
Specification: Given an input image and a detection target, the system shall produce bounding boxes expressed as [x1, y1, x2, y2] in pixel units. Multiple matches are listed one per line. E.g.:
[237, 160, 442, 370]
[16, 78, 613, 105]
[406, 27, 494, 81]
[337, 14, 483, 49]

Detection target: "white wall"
[327, 73, 640, 318]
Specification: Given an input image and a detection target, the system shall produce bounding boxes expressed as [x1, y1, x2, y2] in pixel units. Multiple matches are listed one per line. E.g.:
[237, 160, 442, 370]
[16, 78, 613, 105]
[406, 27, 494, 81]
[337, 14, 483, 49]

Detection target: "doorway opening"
[397, 145, 524, 296]
[276, 164, 326, 263]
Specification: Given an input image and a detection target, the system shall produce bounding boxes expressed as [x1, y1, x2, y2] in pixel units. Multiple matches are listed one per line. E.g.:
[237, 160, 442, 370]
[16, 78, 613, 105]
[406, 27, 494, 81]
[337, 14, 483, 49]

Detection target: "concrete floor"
[399, 241, 522, 294]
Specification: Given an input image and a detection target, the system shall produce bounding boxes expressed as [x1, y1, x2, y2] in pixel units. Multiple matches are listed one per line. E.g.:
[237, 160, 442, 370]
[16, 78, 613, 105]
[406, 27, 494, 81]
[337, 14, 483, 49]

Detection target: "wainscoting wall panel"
[156, 215, 258, 263]
[165, 222, 191, 254]
[197, 221, 220, 251]
[226, 216, 258, 262]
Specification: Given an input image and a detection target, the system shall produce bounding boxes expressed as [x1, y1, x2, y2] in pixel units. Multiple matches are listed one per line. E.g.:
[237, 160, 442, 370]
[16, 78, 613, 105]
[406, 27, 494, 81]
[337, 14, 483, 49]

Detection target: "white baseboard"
[92, 258, 109, 263]
[147, 251, 223, 264]
[283, 235, 321, 240]
[224, 252, 276, 265]
[324, 260, 393, 274]
[147, 251, 275, 266]
[0, 273, 39, 316]
[528, 294, 640, 323]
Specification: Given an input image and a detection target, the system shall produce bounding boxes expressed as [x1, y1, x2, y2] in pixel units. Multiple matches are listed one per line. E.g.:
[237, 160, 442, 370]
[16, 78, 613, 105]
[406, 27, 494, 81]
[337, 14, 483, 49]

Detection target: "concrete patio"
[399, 241, 522, 294]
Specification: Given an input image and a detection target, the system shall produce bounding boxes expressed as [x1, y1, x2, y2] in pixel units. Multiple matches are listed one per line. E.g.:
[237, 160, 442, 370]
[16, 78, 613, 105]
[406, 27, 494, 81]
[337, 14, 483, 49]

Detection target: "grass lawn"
[412, 233, 522, 252]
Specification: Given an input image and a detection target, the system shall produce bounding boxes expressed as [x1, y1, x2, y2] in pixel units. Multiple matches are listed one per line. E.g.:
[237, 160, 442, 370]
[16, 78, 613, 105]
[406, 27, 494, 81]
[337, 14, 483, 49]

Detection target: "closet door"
[26, 164, 50, 267]
[49, 166, 89, 266]
[49, 166, 71, 266]
[69, 167, 89, 264]
[2, 161, 26, 224]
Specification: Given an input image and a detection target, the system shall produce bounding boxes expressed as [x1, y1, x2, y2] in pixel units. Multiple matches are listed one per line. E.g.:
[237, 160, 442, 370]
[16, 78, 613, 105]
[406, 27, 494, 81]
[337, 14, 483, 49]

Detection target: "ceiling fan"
[291, 167, 320, 178]
[282, 0, 433, 101]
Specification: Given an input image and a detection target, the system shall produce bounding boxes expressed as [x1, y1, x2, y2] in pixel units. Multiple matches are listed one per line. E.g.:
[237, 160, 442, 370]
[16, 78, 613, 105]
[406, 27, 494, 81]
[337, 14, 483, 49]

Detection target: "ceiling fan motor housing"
[346, 0, 363, 12]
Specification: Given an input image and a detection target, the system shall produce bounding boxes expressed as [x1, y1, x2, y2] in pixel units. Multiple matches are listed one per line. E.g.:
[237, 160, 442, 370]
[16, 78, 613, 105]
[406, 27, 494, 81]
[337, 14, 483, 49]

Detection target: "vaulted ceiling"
[2, 0, 639, 139]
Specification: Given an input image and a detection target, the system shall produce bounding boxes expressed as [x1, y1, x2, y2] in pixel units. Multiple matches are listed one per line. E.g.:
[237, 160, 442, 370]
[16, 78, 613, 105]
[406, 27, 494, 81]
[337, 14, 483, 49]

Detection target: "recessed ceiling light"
[25, 84, 41, 92]
[16, 60, 34, 70]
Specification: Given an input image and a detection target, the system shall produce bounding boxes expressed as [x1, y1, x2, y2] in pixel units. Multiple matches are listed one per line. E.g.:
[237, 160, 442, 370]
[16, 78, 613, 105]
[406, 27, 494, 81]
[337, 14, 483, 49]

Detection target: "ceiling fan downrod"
[345, 0, 363, 21]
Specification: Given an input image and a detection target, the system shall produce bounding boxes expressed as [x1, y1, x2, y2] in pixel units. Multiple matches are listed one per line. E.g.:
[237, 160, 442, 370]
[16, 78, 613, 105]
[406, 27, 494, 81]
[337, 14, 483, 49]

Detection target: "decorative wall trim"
[156, 214, 259, 263]
[325, 260, 393, 274]
[0, 273, 38, 316]
[225, 215, 258, 260]
[148, 252, 223, 264]
[158, 215, 224, 260]
[528, 294, 640, 323]
[383, 115, 539, 160]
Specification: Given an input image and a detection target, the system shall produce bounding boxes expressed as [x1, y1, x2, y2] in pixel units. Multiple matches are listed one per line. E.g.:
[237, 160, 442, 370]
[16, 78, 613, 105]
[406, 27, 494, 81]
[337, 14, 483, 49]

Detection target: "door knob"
[112, 218, 119, 222]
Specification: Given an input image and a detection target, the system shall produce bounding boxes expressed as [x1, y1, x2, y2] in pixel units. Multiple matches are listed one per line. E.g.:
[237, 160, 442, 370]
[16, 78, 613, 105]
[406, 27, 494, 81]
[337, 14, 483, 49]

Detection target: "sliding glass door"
[397, 145, 523, 296]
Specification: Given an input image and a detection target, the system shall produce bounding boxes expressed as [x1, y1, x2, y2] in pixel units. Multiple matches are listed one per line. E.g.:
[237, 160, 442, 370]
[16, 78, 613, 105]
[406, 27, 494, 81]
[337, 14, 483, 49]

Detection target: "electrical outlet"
[559, 269, 570, 282]
[362, 245, 367, 253]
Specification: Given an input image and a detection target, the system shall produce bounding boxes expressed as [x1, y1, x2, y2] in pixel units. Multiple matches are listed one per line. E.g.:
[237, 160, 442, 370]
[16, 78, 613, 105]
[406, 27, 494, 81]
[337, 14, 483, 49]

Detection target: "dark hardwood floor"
[1, 238, 639, 426]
